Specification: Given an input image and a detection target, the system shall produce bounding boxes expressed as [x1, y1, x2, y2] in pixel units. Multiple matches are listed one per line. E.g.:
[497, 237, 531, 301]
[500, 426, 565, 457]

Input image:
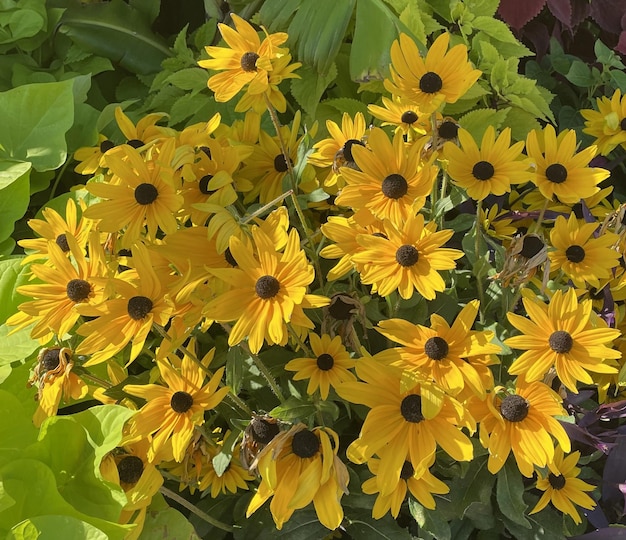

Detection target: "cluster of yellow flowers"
[11, 13, 626, 535]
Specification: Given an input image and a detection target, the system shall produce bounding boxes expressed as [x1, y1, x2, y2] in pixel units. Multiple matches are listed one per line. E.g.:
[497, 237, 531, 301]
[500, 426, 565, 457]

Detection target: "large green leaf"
[0, 390, 38, 464]
[57, 0, 172, 75]
[0, 324, 38, 368]
[8, 515, 108, 540]
[0, 78, 75, 171]
[0, 161, 30, 255]
[0, 257, 30, 325]
[496, 459, 530, 528]
[0, 0, 47, 46]
[139, 507, 201, 540]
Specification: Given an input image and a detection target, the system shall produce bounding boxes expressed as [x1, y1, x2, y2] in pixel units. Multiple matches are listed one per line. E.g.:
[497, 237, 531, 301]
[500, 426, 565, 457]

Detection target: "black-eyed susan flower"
[581, 89, 626, 155]
[530, 446, 596, 524]
[336, 357, 474, 494]
[19, 198, 92, 263]
[549, 213, 620, 289]
[376, 300, 501, 397]
[335, 127, 435, 225]
[443, 126, 531, 201]
[526, 125, 609, 204]
[285, 333, 356, 400]
[203, 227, 329, 354]
[308, 112, 369, 191]
[504, 288, 621, 393]
[350, 212, 463, 300]
[8, 232, 108, 341]
[123, 348, 229, 463]
[361, 457, 449, 519]
[74, 134, 117, 175]
[480, 204, 518, 241]
[385, 32, 481, 114]
[198, 14, 288, 103]
[319, 210, 386, 281]
[84, 143, 183, 247]
[75, 244, 173, 366]
[246, 424, 349, 531]
[469, 382, 570, 477]
[28, 347, 88, 427]
[113, 106, 170, 149]
[368, 96, 429, 139]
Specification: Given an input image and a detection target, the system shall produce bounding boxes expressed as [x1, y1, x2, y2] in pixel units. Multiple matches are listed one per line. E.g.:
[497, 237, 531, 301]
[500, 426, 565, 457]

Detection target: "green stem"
[287, 323, 312, 357]
[160, 486, 235, 532]
[49, 159, 70, 201]
[474, 199, 486, 324]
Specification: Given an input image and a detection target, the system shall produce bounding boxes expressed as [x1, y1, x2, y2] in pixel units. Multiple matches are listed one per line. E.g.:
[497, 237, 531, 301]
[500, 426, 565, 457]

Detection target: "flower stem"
[475, 199, 486, 324]
[287, 323, 312, 357]
[160, 486, 235, 532]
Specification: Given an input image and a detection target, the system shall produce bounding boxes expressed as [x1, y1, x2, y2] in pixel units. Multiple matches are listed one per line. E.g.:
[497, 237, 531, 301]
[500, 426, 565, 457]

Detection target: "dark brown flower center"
[419, 72, 443, 93]
[117, 455, 144, 485]
[55, 234, 70, 252]
[499, 394, 529, 422]
[620, 118, 626, 130]
[198, 174, 214, 195]
[250, 418, 280, 444]
[424, 336, 449, 360]
[400, 394, 424, 423]
[170, 390, 194, 413]
[127, 296, 153, 320]
[565, 245, 585, 263]
[519, 235, 544, 259]
[472, 161, 495, 181]
[549, 330, 573, 353]
[438, 121, 459, 140]
[343, 139, 365, 162]
[224, 247, 238, 267]
[400, 460, 415, 479]
[200, 146, 212, 158]
[273, 154, 290, 173]
[292, 429, 320, 458]
[545, 163, 568, 184]
[382, 173, 408, 199]
[328, 296, 355, 320]
[548, 473, 566, 490]
[134, 183, 158, 205]
[100, 139, 115, 153]
[401, 111, 418, 124]
[126, 139, 144, 149]
[396, 245, 419, 267]
[66, 278, 92, 303]
[255, 275, 280, 299]
[240, 51, 259, 72]
[41, 349, 61, 371]
[316, 353, 334, 371]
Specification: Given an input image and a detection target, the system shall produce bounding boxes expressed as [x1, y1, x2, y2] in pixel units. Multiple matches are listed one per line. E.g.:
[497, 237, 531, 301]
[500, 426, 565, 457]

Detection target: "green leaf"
[0, 324, 38, 368]
[287, 0, 355, 75]
[595, 40, 626, 69]
[166, 68, 209, 91]
[0, 390, 38, 463]
[258, 0, 303, 33]
[0, 78, 76, 171]
[269, 396, 317, 422]
[472, 16, 520, 45]
[351, 0, 397, 82]
[409, 498, 451, 540]
[399, 0, 427, 44]
[226, 346, 246, 396]
[565, 61, 595, 87]
[290, 64, 338, 117]
[502, 107, 541, 142]
[57, 0, 172, 76]
[0, 161, 30, 249]
[344, 507, 408, 538]
[0, 0, 46, 45]
[496, 459, 530, 528]
[8, 516, 108, 540]
[458, 108, 510, 142]
[211, 428, 240, 477]
[322, 98, 370, 119]
[0, 257, 30, 325]
[139, 507, 200, 540]
[450, 456, 495, 520]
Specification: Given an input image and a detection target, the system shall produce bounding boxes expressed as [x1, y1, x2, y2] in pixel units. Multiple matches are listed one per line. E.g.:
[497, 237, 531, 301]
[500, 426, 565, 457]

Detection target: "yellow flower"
[549, 213, 620, 289]
[581, 89, 626, 155]
[385, 32, 481, 113]
[198, 14, 288, 103]
[204, 227, 328, 353]
[351, 213, 463, 300]
[246, 424, 349, 531]
[74, 134, 117, 175]
[526, 124, 609, 204]
[530, 447, 596, 524]
[469, 382, 571, 476]
[505, 288, 620, 393]
[376, 300, 501, 397]
[123, 348, 229, 462]
[368, 96, 430, 138]
[480, 204, 518, 240]
[335, 127, 435, 225]
[285, 333, 356, 400]
[443, 126, 530, 201]
[336, 357, 473, 494]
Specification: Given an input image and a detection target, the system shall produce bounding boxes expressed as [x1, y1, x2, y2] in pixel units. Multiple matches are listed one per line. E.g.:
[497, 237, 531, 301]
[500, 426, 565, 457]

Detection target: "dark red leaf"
[522, 19, 552, 58]
[570, 529, 626, 540]
[590, 0, 626, 34]
[571, 0, 591, 27]
[617, 30, 626, 55]
[497, 0, 546, 30]
[547, 0, 572, 28]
